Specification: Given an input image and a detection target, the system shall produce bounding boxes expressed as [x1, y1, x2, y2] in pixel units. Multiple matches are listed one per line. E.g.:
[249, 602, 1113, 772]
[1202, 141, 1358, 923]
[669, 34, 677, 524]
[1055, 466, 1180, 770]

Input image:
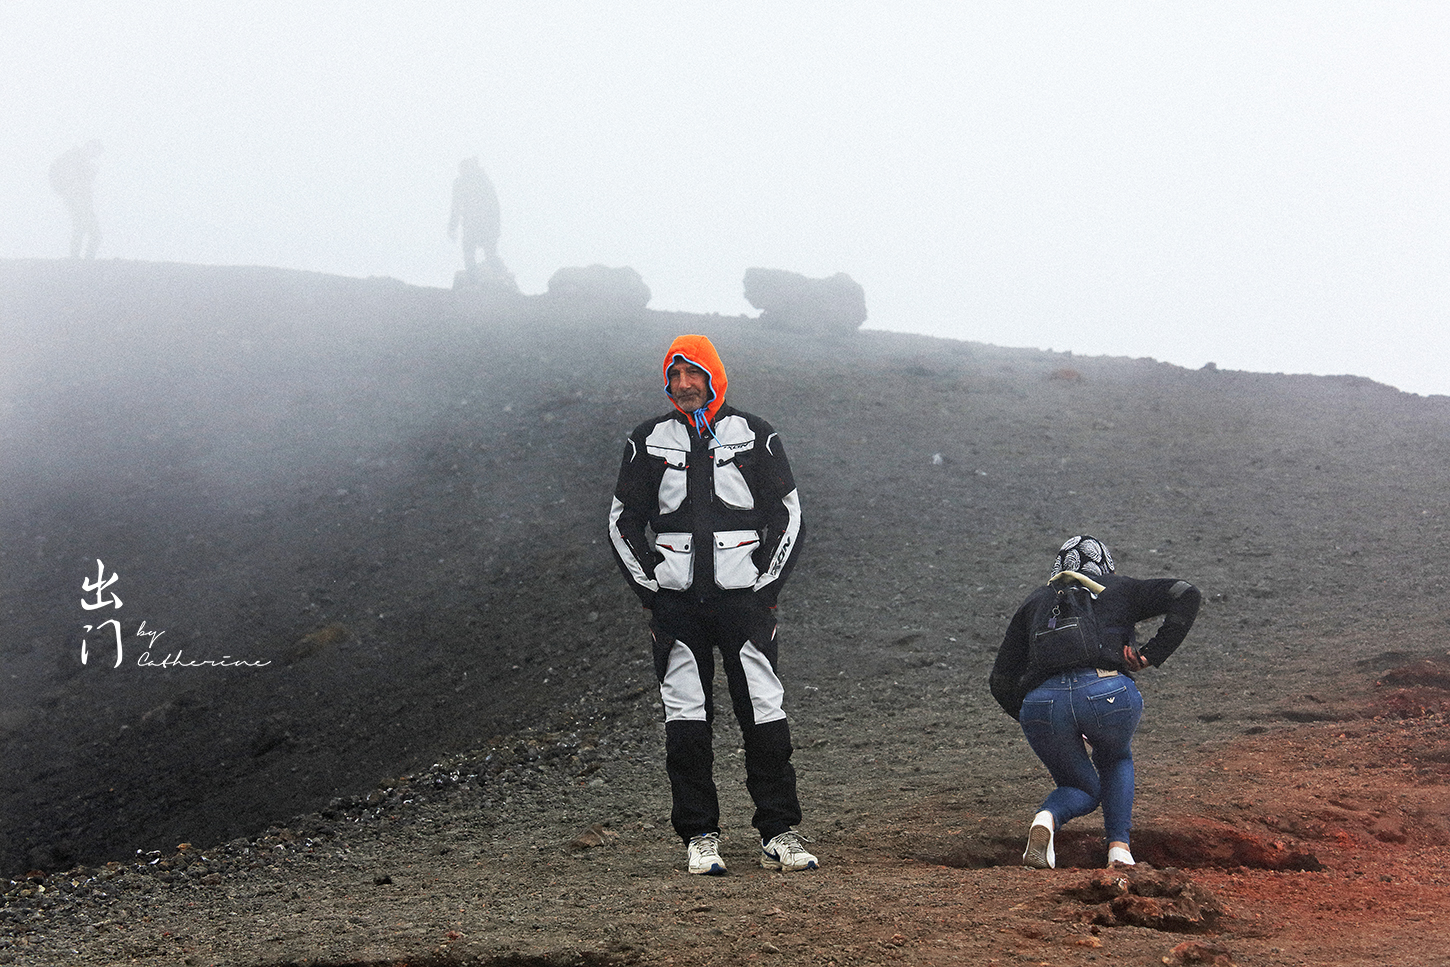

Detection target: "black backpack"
[1028, 577, 1107, 673]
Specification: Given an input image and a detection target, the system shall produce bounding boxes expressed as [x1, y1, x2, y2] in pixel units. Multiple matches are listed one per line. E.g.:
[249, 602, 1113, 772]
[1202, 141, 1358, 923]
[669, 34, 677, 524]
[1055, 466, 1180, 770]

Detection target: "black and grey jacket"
[608, 403, 803, 609]
[989, 574, 1202, 719]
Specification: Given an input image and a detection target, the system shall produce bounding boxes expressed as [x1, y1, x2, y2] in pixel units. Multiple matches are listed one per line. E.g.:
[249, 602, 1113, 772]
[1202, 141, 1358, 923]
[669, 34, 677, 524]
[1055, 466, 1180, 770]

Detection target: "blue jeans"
[1019, 669, 1143, 845]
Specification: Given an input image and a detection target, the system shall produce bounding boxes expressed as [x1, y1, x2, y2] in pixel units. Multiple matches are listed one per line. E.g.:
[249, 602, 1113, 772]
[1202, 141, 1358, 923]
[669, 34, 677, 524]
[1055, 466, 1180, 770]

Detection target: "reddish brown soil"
[9, 661, 1447, 967]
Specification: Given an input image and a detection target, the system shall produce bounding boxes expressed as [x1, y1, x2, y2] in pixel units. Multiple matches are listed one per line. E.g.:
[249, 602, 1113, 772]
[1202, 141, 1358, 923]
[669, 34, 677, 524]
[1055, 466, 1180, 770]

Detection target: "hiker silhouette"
[49, 140, 103, 259]
[448, 157, 501, 276]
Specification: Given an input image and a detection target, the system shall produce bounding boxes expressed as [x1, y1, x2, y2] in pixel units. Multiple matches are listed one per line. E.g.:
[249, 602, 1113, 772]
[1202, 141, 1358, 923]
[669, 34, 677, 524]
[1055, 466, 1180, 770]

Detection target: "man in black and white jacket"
[608, 333, 815, 876]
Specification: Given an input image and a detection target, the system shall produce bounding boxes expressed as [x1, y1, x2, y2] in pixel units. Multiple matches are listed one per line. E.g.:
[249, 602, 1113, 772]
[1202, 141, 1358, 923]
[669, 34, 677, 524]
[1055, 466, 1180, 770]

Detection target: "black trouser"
[650, 593, 801, 843]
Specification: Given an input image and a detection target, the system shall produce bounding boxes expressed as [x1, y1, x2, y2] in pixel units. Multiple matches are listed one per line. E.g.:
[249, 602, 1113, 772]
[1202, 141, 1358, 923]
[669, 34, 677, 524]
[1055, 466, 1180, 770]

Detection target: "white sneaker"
[1023, 811, 1056, 869]
[687, 833, 727, 875]
[760, 831, 819, 871]
[1107, 845, 1135, 866]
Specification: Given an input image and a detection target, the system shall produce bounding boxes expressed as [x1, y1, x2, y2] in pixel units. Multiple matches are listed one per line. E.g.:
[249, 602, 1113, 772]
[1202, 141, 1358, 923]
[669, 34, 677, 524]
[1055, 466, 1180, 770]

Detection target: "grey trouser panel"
[649, 594, 800, 842]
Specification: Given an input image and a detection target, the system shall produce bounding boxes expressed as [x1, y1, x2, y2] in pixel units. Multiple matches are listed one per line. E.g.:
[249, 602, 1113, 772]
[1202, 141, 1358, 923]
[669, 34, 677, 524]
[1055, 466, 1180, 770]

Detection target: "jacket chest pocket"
[657, 462, 688, 515]
[713, 530, 761, 590]
[652, 533, 694, 590]
[713, 457, 755, 510]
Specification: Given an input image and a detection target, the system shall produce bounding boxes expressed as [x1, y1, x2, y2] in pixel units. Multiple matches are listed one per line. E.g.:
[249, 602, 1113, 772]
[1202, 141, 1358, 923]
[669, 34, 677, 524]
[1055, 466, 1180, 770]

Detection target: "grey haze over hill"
[4, 258, 1449, 878]
[4, 4, 1448, 396]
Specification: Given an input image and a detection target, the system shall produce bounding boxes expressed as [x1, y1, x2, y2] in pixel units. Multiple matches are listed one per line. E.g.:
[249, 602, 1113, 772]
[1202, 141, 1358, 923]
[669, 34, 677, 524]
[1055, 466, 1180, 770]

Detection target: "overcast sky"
[5, 2, 1448, 395]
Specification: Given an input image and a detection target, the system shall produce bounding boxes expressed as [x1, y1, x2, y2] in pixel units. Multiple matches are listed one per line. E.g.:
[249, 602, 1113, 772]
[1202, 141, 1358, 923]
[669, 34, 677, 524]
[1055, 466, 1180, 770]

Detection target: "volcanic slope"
[3, 258, 1450, 966]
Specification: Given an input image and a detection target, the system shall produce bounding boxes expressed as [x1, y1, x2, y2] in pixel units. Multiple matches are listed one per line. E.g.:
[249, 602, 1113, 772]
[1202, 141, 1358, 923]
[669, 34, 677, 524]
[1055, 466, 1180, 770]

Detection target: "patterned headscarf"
[1051, 535, 1115, 579]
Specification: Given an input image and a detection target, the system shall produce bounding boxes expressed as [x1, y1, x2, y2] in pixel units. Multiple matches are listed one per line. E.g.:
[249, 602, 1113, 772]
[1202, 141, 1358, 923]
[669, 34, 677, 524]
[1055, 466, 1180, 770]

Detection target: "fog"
[5, 2, 1448, 395]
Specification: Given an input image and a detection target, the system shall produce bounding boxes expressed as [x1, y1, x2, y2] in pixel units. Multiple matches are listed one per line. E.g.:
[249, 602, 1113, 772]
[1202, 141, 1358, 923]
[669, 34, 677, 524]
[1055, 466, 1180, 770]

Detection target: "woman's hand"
[1123, 644, 1150, 671]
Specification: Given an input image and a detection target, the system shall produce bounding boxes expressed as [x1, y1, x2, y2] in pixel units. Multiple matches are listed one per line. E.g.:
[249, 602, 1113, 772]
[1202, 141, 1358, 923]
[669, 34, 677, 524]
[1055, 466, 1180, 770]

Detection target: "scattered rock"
[1166, 939, 1237, 965]
[1059, 866, 1226, 933]
[453, 257, 519, 294]
[569, 824, 616, 849]
[742, 267, 866, 336]
[545, 264, 650, 314]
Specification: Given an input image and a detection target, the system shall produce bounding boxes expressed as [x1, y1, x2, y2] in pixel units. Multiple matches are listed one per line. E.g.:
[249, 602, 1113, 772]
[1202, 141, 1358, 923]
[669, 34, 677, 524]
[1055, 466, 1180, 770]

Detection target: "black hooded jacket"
[607, 403, 802, 610]
[989, 573, 1201, 718]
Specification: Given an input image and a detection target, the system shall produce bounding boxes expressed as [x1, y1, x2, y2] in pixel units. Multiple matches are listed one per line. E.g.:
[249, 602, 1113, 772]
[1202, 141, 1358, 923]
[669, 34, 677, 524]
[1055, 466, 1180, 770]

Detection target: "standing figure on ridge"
[50, 140, 104, 259]
[608, 334, 818, 876]
[990, 535, 1201, 869]
[448, 156, 501, 277]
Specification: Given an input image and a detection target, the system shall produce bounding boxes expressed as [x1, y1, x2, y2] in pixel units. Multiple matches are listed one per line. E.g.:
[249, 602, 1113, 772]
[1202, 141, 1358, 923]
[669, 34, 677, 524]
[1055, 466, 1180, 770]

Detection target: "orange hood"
[662, 334, 728, 431]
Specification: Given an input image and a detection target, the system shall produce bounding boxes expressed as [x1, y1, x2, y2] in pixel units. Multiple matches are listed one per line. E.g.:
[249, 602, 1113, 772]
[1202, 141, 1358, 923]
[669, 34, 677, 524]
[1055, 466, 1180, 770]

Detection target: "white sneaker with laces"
[687, 832, 727, 875]
[760, 831, 818, 871]
[1023, 811, 1056, 869]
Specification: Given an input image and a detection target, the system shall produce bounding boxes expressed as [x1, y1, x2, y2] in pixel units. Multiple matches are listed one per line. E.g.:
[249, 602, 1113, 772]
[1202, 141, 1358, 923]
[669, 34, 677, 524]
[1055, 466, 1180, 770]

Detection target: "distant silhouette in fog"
[49, 140, 104, 259]
[448, 157, 502, 277]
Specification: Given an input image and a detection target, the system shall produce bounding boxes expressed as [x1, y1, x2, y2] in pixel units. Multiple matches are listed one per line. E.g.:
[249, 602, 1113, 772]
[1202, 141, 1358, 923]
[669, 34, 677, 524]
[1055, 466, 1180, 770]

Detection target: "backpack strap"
[1049, 570, 1106, 595]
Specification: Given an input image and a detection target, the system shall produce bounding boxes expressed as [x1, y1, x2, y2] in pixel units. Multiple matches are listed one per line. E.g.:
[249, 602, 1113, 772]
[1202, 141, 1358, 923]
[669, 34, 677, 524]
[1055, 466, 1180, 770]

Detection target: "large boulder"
[544, 264, 651, 315]
[451, 259, 524, 317]
[742, 268, 867, 336]
[452, 256, 520, 295]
